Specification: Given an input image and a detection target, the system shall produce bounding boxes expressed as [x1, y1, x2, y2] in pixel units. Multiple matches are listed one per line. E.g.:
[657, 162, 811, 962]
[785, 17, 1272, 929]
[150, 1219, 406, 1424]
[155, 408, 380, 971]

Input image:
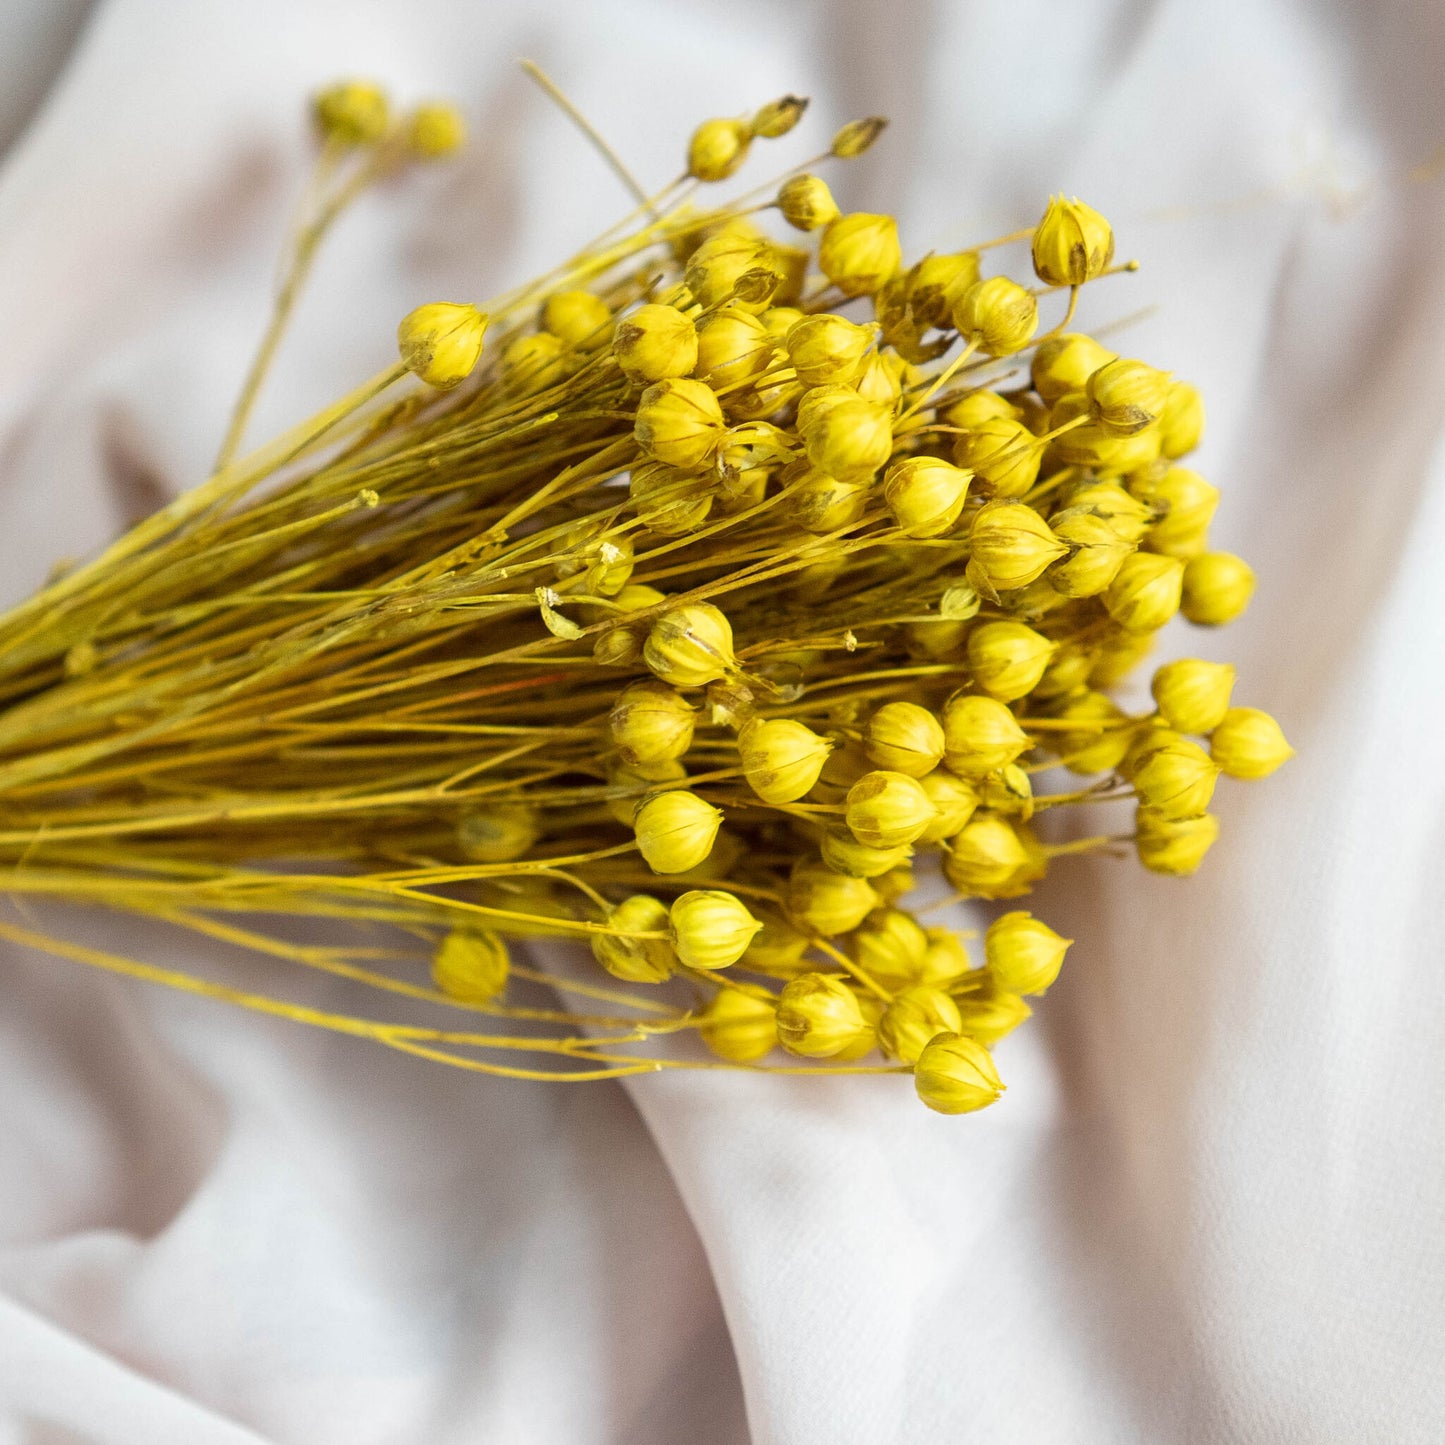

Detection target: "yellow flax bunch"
[0, 76, 1293, 1113]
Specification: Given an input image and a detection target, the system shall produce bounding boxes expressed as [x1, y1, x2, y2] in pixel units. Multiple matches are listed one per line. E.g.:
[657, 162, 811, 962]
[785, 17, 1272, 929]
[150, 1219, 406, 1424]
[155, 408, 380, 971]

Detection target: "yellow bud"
[914, 1032, 1005, 1115]
[633, 790, 722, 873]
[942, 814, 1033, 898]
[864, 701, 946, 777]
[785, 314, 877, 388]
[592, 894, 676, 983]
[408, 102, 466, 158]
[613, 304, 698, 382]
[1134, 466, 1220, 558]
[943, 390, 1021, 429]
[1104, 552, 1184, 634]
[1047, 509, 1134, 598]
[501, 331, 568, 392]
[820, 828, 913, 879]
[803, 397, 893, 483]
[831, 116, 888, 157]
[751, 94, 808, 138]
[743, 908, 813, 976]
[967, 620, 1055, 701]
[791, 471, 870, 533]
[313, 79, 389, 145]
[432, 928, 509, 1003]
[739, 718, 832, 803]
[1210, 707, 1295, 779]
[1031, 195, 1115, 286]
[795, 382, 858, 435]
[397, 302, 488, 389]
[984, 910, 1072, 995]
[669, 889, 761, 969]
[918, 927, 973, 986]
[609, 681, 695, 771]
[853, 908, 930, 990]
[787, 860, 879, 936]
[629, 461, 713, 537]
[917, 769, 980, 842]
[955, 986, 1032, 1046]
[968, 503, 1069, 594]
[1033, 641, 1097, 700]
[688, 117, 751, 181]
[980, 762, 1034, 819]
[540, 289, 611, 349]
[1089, 626, 1156, 687]
[1151, 658, 1236, 733]
[1136, 807, 1220, 875]
[845, 770, 939, 848]
[689, 310, 771, 393]
[1049, 390, 1162, 473]
[1131, 734, 1220, 817]
[952, 277, 1038, 357]
[1159, 380, 1205, 458]
[819, 213, 903, 298]
[879, 986, 965, 1065]
[1051, 690, 1136, 774]
[685, 230, 781, 311]
[1181, 552, 1255, 625]
[605, 758, 686, 826]
[941, 693, 1030, 777]
[700, 988, 778, 1062]
[883, 456, 972, 537]
[853, 351, 907, 409]
[952, 416, 1042, 498]
[457, 804, 540, 862]
[1087, 358, 1172, 436]
[776, 973, 872, 1057]
[1030, 332, 1117, 404]
[908, 252, 982, 330]
[1063, 478, 1153, 541]
[634, 378, 726, 469]
[777, 172, 841, 231]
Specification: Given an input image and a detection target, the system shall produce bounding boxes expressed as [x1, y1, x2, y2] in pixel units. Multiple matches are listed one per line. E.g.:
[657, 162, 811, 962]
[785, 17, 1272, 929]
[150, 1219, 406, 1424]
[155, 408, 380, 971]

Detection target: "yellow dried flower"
[865, 702, 946, 778]
[968, 503, 1069, 593]
[1136, 807, 1220, 875]
[606, 758, 686, 826]
[787, 861, 880, 936]
[955, 986, 1032, 1045]
[941, 693, 1030, 777]
[819, 828, 913, 879]
[633, 790, 722, 873]
[408, 102, 466, 158]
[979, 762, 1034, 819]
[313, 79, 389, 145]
[1210, 707, 1295, 779]
[432, 928, 510, 1003]
[609, 680, 695, 771]
[984, 910, 1072, 995]
[916, 769, 980, 842]
[914, 1032, 1005, 1114]
[397, 303, 488, 389]
[1135, 466, 1220, 558]
[952, 277, 1039, 357]
[1151, 658, 1236, 733]
[803, 397, 893, 483]
[644, 603, 735, 688]
[541, 289, 611, 348]
[845, 770, 939, 848]
[742, 909, 813, 976]
[751, 94, 808, 138]
[852, 908, 930, 990]
[883, 456, 972, 537]
[1031, 195, 1115, 286]
[501, 331, 567, 391]
[917, 927, 972, 986]
[908, 252, 982, 330]
[688, 117, 751, 181]
[786, 314, 877, 387]
[778, 174, 841, 231]
[669, 889, 761, 969]
[879, 986, 965, 1065]
[831, 116, 888, 157]
[629, 461, 713, 537]
[685, 230, 781, 310]
[1181, 552, 1255, 625]
[700, 989, 778, 1062]
[942, 814, 1033, 898]
[818, 213, 903, 297]
[1130, 734, 1220, 818]
[967, 620, 1056, 701]
[458, 803, 540, 863]
[1048, 509, 1134, 598]
[592, 894, 675, 983]
[952, 416, 1042, 498]
[776, 973, 873, 1057]
[739, 717, 832, 803]
[1051, 690, 1135, 774]
[853, 351, 907, 408]
[1087, 358, 1173, 436]
[1030, 332, 1117, 404]
[1104, 552, 1185, 633]
[1159, 380, 1205, 458]
[634, 378, 727, 468]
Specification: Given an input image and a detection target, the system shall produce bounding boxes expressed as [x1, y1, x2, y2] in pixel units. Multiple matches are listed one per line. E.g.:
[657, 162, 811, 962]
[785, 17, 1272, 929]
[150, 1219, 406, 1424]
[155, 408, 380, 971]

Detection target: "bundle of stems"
[0, 73, 1292, 1112]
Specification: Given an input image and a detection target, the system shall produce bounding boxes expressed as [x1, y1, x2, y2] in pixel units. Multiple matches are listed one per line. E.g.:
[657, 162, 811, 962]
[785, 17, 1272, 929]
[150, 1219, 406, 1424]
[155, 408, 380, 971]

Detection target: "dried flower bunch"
[0, 74, 1292, 1113]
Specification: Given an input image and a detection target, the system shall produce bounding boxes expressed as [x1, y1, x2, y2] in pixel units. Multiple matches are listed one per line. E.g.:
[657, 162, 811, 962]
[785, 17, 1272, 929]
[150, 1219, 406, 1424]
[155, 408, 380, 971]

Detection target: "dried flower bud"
[1181, 552, 1255, 625]
[831, 116, 888, 157]
[408, 102, 466, 158]
[1031, 195, 1115, 287]
[751, 94, 808, 138]
[845, 770, 939, 848]
[313, 79, 389, 144]
[1030, 332, 1117, 405]
[685, 230, 781, 311]
[776, 973, 872, 1057]
[644, 603, 735, 688]
[609, 681, 695, 771]
[852, 351, 905, 408]
[803, 397, 893, 483]
[691, 307, 772, 390]
[918, 927, 973, 986]
[943, 390, 1021, 429]
[908, 252, 982, 330]
[880, 986, 964, 1065]
[633, 790, 722, 873]
[592, 894, 676, 983]
[819, 828, 913, 879]
[865, 701, 946, 777]
[980, 762, 1034, 819]
[787, 860, 879, 936]
[501, 331, 568, 391]
[952, 277, 1039, 357]
[457, 803, 540, 863]
[1048, 509, 1134, 598]
[397, 302, 488, 389]
[790, 471, 867, 532]
[540, 289, 611, 348]
[1131, 734, 1219, 818]
[941, 693, 1030, 777]
[669, 889, 761, 969]
[1134, 466, 1220, 558]
[743, 908, 813, 976]
[1159, 380, 1205, 458]
[1065, 478, 1154, 541]
[883, 456, 972, 537]
[1152, 658, 1236, 733]
[1104, 553, 1185, 634]
[955, 983, 1032, 1045]
[778, 174, 840, 231]
[1210, 707, 1294, 779]
[739, 718, 832, 803]
[786, 315, 878, 387]
[967, 620, 1056, 701]
[942, 814, 1032, 897]
[917, 769, 980, 842]
[1087, 358, 1172, 436]
[700, 988, 778, 1062]
[1136, 807, 1220, 875]
[635, 378, 727, 469]
[914, 1032, 1005, 1114]
[968, 503, 1069, 594]
[612, 304, 696, 382]
[1048, 389, 1163, 474]
[819, 213, 902, 298]
[1089, 629, 1157, 687]
[432, 928, 510, 1002]
[984, 910, 1071, 995]
[688, 117, 751, 181]
[952, 416, 1042, 498]
[853, 908, 929, 991]
[629, 461, 713, 537]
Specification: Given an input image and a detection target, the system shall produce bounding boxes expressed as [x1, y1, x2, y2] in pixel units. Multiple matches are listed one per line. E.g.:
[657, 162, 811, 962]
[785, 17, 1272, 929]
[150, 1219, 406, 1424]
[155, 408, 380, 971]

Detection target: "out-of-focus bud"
[458, 804, 540, 862]
[313, 79, 390, 144]
[1209, 707, 1295, 779]
[879, 986, 964, 1065]
[1159, 380, 1205, 458]
[1181, 552, 1255, 625]
[688, 117, 751, 181]
[1135, 807, 1220, 875]
[967, 620, 1056, 701]
[432, 928, 510, 1002]
[787, 861, 879, 935]
[831, 116, 888, 157]
[751, 94, 808, 138]
[700, 988, 778, 1062]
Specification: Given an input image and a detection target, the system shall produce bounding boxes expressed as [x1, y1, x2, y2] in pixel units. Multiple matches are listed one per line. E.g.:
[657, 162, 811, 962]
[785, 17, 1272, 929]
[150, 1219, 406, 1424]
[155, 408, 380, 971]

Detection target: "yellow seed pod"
[1062, 478, 1154, 541]
[1131, 735, 1220, 818]
[819, 828, 913, 879]
[849, 353, 901, 410]
[853, 908, 930, 991]
[785, 315, 877, 388]
[739, 717, 832, 803]
[750, 93, 808, 138]
[1181, 552, 1255, 626]
[917, 769, 980, 842]
[908, 252, 982, 330]
[1032, 641, 1097, 700]
[980, 763, 1034, 820]
[809, 733, 872, 803]
[1123, 723, 1186, 778]
[501, 331, 568, 391]
[605, 758, 686, 826]
[1051, 690, 1135, 774]
[700, 989, 778, 1063]
[1210, 707, 1295, 779]
[864, 702, 945, 778]
[831, 115, 888, 157]
[634, 378, 727, 469]
[776, 973, 872, 1058]
[432, 928, 510, 1003]
[613, 304, 698, 383]
[776, 173, 840, 231]
[883, 456, 972, 538]
[397, 302, 488, 390]
[743, 908, 813, 976]
[1134, 467, 1220, 558]
[1088, 626, 1157, 687]
[831, 989, 883, 1062]
[967, 621, 1055, 701]
[643, 603, 734, 690]
[941, 693, 1030, 777]
[313, 79, 389, 145]
[791, 471, 870, 533]
[669, 889, 762, 969]
[457, 803, 540, 863]
[1030, 332, 1117, 404]
[968, 503, 1070, 594]
[819, 213, 903, 298]
[1047, 509, 1133, 598]
[1031, 195, 1115, 286]
[914, 1032, 1006, 1115]
[952, 277, 1039, 357]
[878, 865, 917, 905]
[1159, 380, 1205, 459]
[1136, 807, 1220, 875]
[904, 618, 970, 661]
[408, 102, 466, 158]
[1047, 389, 1162, 474]
[880, 986, 965, 1065]
[541, 289, 611, 348]
[592, 894, 676, 984]
[845, 770, 939, 849]
[787, 860, 880, 936]
[795, 382, 860, 436]
[952, 416, 1042, 498]
[1087, 358, 1172, 436]
[1152, 658, 1236, 734]
[688, 116, 751, 181]
[554, 524, 634, 597]
[685, 230, 781, 311]
[692, 307, 772, 390]
[943, 390, 1021, 429]
[629, 461, 713, 537]
[918, 927, 973, 986]
[942, 814, 1032, 898]
[803, 398, 893, 483]
[633, 790, 722, 874]
[956, 989, 1032, 1046]
[609, 680, 695, 771]
[1104, 552, 1185, 634]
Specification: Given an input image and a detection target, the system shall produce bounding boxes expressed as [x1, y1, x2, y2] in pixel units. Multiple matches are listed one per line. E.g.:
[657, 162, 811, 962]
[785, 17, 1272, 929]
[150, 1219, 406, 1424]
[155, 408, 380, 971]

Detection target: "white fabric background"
[0, 1, 1441, 1441]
